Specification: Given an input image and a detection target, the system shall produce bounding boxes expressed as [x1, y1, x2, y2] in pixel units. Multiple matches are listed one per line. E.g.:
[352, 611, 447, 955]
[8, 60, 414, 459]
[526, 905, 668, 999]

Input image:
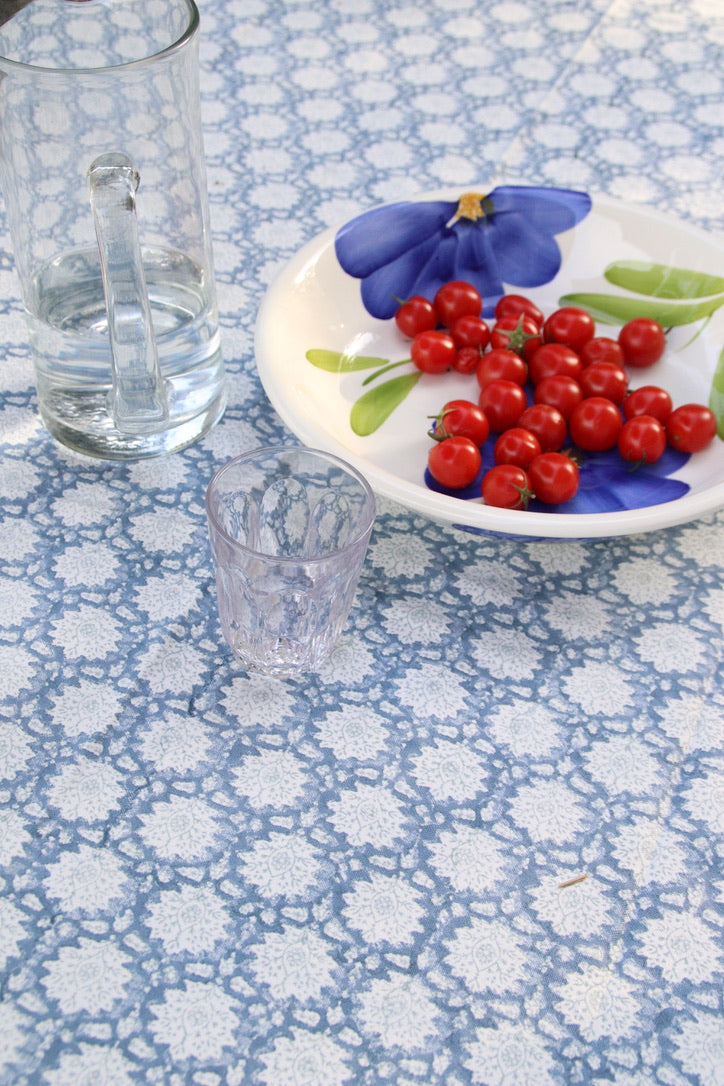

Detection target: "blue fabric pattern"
[0, 0, 722, 1084]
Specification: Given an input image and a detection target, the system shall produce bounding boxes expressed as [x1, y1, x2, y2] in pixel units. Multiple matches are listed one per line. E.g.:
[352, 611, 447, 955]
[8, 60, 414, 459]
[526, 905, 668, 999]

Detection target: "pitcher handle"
[88, 152, 168, 434]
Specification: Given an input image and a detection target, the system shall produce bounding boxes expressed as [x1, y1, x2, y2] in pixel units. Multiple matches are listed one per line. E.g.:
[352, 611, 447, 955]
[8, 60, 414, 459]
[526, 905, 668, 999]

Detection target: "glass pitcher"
[0, 0, 226, 459]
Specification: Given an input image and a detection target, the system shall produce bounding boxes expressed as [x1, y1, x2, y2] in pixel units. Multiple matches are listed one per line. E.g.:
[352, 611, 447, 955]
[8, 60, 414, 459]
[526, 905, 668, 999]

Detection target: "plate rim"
[254, 188, 724, 540]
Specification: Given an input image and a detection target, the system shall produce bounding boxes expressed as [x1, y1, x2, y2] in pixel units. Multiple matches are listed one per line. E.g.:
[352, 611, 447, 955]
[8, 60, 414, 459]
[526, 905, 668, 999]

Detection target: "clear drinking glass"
[206, 447, 376, 677]
[0, 0, 226, 459]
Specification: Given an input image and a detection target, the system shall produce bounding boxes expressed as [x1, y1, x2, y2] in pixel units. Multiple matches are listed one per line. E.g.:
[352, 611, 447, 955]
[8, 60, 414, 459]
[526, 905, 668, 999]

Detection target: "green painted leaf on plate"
[350, 372, 422, 435]
[604, 260, 724, 299]
[711, 343, 724, 439]
[305, 349, 389, 372]
[558, 292, 724, 326]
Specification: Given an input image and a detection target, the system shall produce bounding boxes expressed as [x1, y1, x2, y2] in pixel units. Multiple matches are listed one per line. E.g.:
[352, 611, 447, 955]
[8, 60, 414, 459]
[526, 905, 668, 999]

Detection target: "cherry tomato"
[494, 293, 544, 329]
[528, 342, 583, 385]
[411, 330, 456, 374]
[617, 415, 667, 465]
[428, 435, 482, 489]
[431, 399, 490, 447]
[578, 361, 628, 404]
[569, 396, 623, 451]
[450, 314, 490, 351]
[434, 280, 482, 326]
[476, 347, 528, 389]
[543, 306, 595, 352]
[494, 427, 542, 468]
[518, 403, 567, 452]
[452, 346, 483, 375]
[665, 403, 718, 453]
[395, 295, 437, 338]
[490, 314, 542, 360]
[528, 452, 580, 504]
[481, 464, 532, 509]
[478, 379, 527, 432]
[623, 384, 673, 422]
[533, 374, 583, 419]
[579, 336, 625, 369]
[618, 317, 666, 368]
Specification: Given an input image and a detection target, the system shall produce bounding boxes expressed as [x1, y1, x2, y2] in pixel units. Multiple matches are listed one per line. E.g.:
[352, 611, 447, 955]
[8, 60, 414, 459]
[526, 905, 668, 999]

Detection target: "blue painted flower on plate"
[335, 185, 593, 319]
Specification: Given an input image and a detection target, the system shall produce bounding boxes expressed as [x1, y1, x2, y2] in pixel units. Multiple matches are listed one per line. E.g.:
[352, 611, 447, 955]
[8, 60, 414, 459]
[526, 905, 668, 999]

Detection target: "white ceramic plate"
[254, 188, 724, 540]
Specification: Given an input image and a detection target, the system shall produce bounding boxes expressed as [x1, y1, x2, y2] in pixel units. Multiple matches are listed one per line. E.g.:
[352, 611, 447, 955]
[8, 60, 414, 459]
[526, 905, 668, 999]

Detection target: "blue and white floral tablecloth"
[1, 1, 723, 1083]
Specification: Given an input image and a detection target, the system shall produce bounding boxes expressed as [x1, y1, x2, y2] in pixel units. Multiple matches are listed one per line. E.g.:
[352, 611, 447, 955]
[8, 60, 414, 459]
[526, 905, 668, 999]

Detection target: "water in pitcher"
[25, 245, 226, 459]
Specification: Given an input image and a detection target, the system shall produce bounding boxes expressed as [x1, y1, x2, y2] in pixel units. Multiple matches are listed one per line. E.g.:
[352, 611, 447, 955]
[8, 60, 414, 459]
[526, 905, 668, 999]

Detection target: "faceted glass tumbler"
[206, 446, 376, 677]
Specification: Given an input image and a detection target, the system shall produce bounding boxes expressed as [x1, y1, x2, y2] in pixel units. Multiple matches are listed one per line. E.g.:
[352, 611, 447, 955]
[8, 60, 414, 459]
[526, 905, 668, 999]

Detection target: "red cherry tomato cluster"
[396, 281, 718, 509]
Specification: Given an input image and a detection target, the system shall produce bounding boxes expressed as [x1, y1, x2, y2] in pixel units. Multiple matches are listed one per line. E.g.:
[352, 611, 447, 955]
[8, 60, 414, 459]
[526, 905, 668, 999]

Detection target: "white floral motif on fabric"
[528, 876, 613, 937]
[221, 674, 297, 727]
[51, 482, 116, 526]
[454, 562, 522, 607]
[0, 722, 33, 780]
[240, 831, 323, 898]
[232, 748, 309, 808]
[139, 713, 214, 773]
[50, 604, 123, 661]
[562, 660, 634, 715]
[671, 1011, 724, 1086]
[445, 917, 530, 994]
[612, 819, 689, 885]
[508, 778, 589, 843]
[583, 735, 662, 796]
[41, 938, 132, 1015]
[0, 643, 35, 700]
[0, 808, 31, 866]
[0, 458, 40, 502]
[48, 680, 124, 738]
[411, 738, 487, 801]
[328, 784, 409, 848]
[637, 910, 722, 984]
[471, 628, 542, 680]
[394, 663, 469, 719]
[342, 872, 426, 945]
[655, 693, 724, 752]
[53, 541, 119, 587]
[488, 700, 563, 758]
[0, 577, 40, 623]
[426, 825, 507, 894]
[464, 1022, 557, 1085]
[381, 597, 452, 643]
[315, 704, 390, 761]
[357, 974, 440, 1050]
[42, 1043, 137, 1086]
[681, 772, 724, 834]
[133, 571, 202, 621]
[136, 637, 207, 694]
[128, 509, 197, 552]
[44, 844, 129, 913]
[0, 899, 27, 969]
[0, 1001, 31, 1074]
[249, 926, 338, 1001]
[319, 637, 376, 683]
[555, 964, 641, 1042]
[612, 557, 676, 604]
[634, 622, 706, 674]
[46, 758, 125, 823]
[146, 885, 231, 955]
[138, 795, 223, 862]
[543, 591, 612, 641]
[258, 1028, 352, 1086]
[148, 981, 240, 1062]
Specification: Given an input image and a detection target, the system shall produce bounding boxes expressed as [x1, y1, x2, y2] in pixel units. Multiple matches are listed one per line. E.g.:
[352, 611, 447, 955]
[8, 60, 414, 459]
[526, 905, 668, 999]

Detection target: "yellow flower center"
[455, 192, 487, 221]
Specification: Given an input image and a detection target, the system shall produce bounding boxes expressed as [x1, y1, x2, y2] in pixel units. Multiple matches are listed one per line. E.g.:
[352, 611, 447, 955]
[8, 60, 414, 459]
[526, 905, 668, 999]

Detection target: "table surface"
[1, 1, 723, 1083]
